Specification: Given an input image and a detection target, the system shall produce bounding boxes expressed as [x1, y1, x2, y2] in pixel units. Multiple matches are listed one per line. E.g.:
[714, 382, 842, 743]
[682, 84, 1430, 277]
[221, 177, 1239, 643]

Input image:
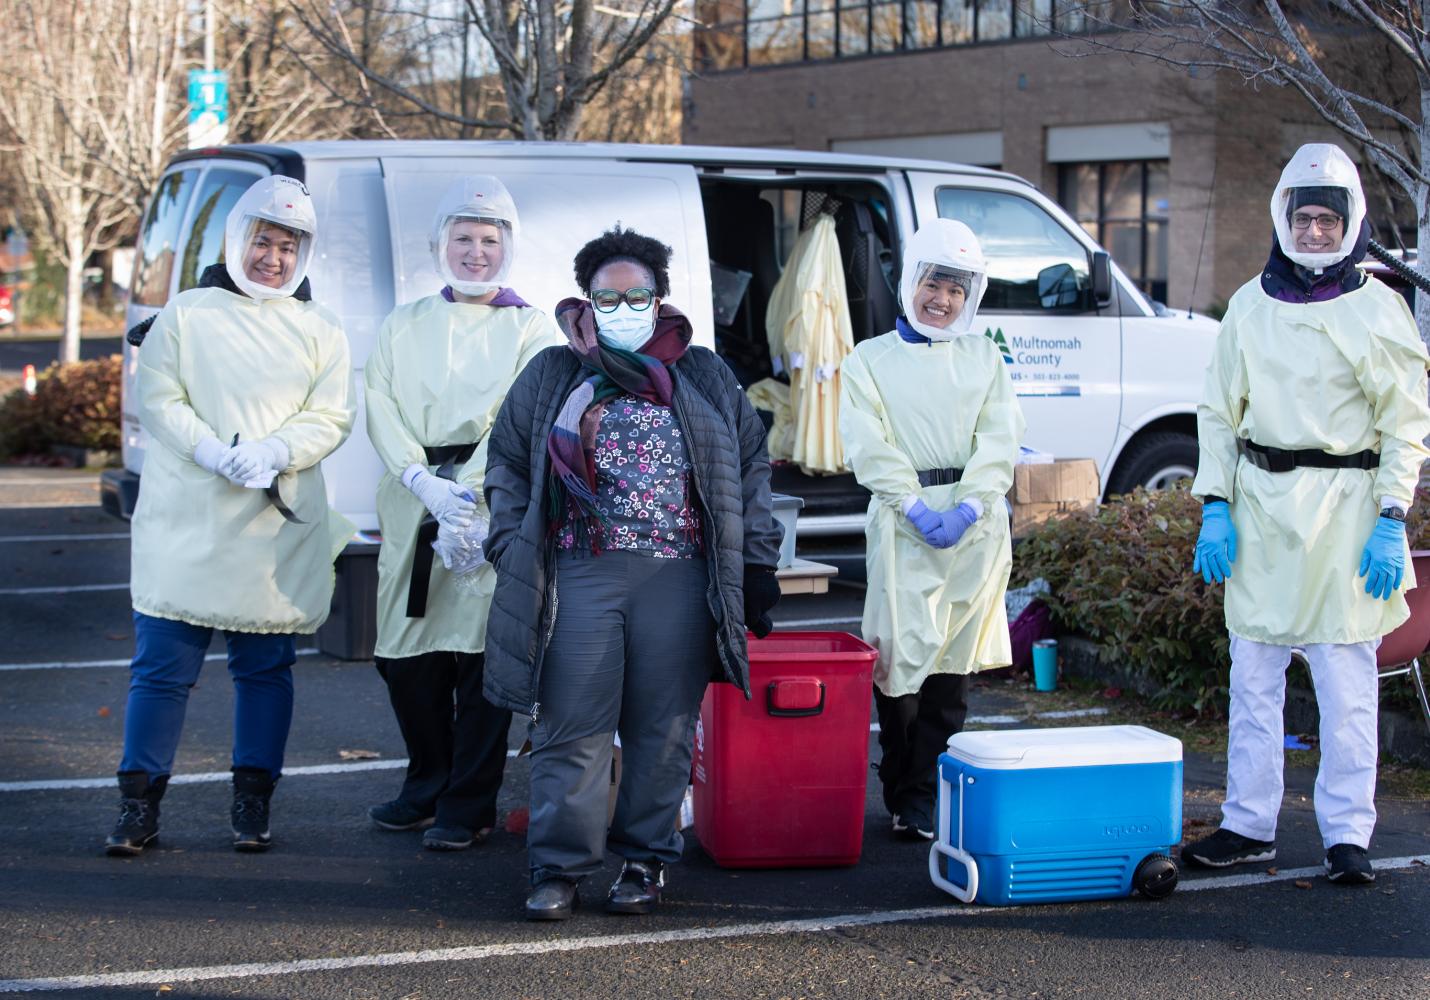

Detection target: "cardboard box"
[1010, 459, 1100, 539]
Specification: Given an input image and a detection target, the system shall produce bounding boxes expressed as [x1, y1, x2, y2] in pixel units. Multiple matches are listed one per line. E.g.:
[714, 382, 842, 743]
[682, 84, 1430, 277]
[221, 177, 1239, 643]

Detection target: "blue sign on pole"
[187, 69, 229, 147]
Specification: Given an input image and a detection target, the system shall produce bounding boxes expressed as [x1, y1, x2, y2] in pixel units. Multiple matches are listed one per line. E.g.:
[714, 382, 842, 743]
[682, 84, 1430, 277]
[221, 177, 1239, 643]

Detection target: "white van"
[104, 140, 1217, 536]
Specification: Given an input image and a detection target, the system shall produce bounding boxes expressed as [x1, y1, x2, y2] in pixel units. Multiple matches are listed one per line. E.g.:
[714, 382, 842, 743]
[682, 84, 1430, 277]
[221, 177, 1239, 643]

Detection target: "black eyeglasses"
[591, 287, 655, 313]
[1291, 212, 1343, 231]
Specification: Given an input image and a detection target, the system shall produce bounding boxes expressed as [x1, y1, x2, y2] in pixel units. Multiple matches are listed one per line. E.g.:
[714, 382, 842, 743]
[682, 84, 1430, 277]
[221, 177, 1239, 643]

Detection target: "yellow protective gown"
[364, 294, 563, 659]
[131, 287, 355, 634]
[745, 377, 794, 461]
[840, 331, 1025, 696]
[1192, 277, 1430, 645]
[765, 215, 854, 474]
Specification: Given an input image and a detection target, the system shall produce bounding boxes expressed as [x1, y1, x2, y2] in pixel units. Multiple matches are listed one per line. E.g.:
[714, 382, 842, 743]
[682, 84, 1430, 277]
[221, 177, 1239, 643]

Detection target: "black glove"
[743, 564, 781, 639]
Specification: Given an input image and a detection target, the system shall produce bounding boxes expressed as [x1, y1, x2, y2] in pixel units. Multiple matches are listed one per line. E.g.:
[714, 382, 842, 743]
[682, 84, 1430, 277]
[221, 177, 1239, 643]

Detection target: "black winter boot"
[105, 771, 168, 857]
[231, 767, 278, 853]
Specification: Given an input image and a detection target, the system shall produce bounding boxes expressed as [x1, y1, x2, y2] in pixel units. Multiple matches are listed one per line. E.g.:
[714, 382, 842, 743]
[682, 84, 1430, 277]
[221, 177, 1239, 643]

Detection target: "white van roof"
[174, 139, 1028, 186]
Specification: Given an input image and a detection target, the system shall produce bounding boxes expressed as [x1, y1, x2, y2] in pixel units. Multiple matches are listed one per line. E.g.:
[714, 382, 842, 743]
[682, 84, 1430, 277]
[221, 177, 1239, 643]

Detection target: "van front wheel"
[1105, 431, 1198, 497]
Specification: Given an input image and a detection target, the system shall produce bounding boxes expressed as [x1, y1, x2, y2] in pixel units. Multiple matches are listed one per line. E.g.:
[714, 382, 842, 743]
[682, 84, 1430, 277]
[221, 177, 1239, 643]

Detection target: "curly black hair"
[573, 225, 672, 298]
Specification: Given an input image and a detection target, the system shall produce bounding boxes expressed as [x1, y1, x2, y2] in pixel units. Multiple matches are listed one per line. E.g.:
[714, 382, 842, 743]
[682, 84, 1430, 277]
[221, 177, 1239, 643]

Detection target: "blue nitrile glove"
[936, 502, 980, 548]
[1359, 516, 1406, 601]
[905, 499, 947, 547]
[1192, 501, 1237, 584]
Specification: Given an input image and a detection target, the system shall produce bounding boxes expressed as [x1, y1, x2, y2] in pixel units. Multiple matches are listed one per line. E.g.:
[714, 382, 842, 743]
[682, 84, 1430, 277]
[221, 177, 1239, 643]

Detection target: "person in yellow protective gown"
[363, 176, 563, 851]
[1183, 144, 1430, 885]
[839, 218, 1024, 840]
[764, 213, 854, 474]
[108, 175, 355, 857]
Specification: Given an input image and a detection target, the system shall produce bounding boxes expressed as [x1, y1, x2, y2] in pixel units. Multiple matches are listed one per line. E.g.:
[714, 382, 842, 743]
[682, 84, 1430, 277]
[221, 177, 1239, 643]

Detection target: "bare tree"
[1056, 1, 1430, 338]
[287, 0, 689, 141]
[0, 0, 192, 360]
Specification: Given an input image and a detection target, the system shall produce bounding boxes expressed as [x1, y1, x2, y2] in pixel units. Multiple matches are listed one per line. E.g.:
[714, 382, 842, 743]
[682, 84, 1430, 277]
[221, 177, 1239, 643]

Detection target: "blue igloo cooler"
[929, 725, 1182, 905]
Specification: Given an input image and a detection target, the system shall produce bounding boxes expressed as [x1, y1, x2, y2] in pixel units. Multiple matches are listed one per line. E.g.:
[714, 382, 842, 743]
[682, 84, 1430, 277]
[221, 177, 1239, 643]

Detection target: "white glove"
[193, 435, 230, 475]
[222, 437, 290, 483]
[403, 464, 477, 530]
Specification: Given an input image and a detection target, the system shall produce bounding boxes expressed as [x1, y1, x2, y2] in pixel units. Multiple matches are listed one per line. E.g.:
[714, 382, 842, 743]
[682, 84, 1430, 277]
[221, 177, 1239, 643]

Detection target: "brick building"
[682, 5, 1396, 313]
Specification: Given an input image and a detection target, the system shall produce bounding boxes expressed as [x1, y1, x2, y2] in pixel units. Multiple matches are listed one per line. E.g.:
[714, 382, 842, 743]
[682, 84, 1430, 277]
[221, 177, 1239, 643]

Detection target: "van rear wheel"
[1106, 431, 1198, 497]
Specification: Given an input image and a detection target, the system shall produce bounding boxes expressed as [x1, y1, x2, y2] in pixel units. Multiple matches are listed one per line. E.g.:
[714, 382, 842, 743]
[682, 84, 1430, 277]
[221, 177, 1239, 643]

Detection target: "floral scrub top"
[557, 394, 704, 558]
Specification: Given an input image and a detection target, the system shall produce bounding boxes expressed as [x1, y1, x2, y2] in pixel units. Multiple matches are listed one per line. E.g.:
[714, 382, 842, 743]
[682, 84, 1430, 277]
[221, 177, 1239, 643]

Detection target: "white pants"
[1222, 636, 1380, 849]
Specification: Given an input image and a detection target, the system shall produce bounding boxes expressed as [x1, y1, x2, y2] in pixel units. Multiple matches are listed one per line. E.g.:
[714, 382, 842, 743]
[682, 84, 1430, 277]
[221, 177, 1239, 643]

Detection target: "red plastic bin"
[692, 631, 877, 868]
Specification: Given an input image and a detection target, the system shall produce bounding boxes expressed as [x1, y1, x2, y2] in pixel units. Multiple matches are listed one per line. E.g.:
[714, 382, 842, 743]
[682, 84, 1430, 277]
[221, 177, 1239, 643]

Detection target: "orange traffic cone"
[22, 363, 36, 396]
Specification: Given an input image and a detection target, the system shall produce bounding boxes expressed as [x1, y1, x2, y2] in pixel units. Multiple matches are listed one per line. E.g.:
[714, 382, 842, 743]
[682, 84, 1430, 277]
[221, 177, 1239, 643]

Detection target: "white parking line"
[0, 479, 101, 487]
[2, 857, 1425, 993]
[0, 648, 321, 672]
[0, 532, 129, 543]
[0, 583, 129, 596]
[773, 615, 862, 628]
[0, 749, 520, 793]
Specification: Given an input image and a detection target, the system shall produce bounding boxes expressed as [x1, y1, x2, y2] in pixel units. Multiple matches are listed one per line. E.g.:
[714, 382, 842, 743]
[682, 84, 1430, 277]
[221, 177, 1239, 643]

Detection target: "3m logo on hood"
[986, 327, 1013, 364]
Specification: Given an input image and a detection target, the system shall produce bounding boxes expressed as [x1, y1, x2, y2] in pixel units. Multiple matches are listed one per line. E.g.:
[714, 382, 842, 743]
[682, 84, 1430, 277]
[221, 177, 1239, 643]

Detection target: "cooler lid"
[945, 725, 1182, 770]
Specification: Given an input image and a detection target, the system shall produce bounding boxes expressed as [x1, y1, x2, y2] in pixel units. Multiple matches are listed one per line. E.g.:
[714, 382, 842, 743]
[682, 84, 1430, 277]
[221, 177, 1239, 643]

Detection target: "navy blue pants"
[119, 611, 296, 780]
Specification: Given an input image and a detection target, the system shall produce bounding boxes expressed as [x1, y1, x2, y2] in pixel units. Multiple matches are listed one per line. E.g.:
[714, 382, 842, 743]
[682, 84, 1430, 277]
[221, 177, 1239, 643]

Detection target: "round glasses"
[1291, 212, 1343, 232]
[591, 287, 655, 312]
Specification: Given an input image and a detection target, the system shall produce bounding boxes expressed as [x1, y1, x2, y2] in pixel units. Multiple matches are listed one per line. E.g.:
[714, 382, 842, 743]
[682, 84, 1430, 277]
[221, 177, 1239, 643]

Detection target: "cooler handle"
[928, 765, 979, 904]
[765, 679, 825, 717]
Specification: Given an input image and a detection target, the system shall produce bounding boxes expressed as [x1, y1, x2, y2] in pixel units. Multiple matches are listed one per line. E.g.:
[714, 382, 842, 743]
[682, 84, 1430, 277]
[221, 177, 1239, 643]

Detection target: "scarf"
[546, 297, 694, 552]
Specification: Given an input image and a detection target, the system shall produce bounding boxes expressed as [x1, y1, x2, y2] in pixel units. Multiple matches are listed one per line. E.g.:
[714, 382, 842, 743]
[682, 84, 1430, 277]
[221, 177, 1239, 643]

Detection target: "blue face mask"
[594, 303, 656, 352]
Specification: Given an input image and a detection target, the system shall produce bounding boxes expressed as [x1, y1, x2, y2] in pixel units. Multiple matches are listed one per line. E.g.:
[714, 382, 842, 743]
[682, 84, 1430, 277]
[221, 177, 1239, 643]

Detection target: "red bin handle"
[766, 678, 825, 717]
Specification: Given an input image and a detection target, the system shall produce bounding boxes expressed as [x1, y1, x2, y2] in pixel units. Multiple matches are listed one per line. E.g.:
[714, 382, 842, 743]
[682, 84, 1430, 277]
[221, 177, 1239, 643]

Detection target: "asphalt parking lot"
[1, 468, 1428, 999]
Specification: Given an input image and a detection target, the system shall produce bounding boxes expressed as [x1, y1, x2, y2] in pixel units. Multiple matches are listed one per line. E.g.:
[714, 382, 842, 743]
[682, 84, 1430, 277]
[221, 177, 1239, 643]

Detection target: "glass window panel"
[871, 2, 902, 51]
[747, 16, 805, 64]
[941, 0, 973, 43]
[1058, 163, 1099, 225]
[904, 1, 938, 47]
[807, 10, 835, 57]
[1053, 0, 1087, 32]
[935, 187, 1093, 311]
[177, 168, 255, 292]
[1105, 221, 1143, 282]
[748, 0, 799, 19]
[695, 23, 747, 69]
[132, 169, 198, 307]
[1102, 161, 1143, 220]
[1146, 160, 1170, 220]
[807, 0, 835, 10]
[1145, 219, 1168, 302]
[1014, 0, 1052, 36]
[977, 0, 1012, 40]
[839, 4, 870, 54]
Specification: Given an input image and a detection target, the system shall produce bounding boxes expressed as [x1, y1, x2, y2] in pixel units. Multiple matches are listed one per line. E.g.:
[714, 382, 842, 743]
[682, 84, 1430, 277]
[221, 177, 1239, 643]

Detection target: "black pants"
[374, 651, 511, 830]
[873, 673, 970, 816]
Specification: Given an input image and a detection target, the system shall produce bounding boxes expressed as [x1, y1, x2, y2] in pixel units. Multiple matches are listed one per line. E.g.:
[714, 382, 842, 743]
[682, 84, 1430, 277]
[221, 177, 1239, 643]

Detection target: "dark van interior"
[699, 178, 901, 520]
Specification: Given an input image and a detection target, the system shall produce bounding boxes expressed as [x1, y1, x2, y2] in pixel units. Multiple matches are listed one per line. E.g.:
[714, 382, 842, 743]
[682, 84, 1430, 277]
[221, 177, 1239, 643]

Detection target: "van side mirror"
[1091, 251, 1113, 308]
[1036, 263, 1080, 309]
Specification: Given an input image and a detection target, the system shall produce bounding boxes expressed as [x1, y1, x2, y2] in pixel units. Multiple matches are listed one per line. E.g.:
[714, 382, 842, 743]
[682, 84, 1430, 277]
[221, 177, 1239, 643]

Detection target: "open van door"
[906, 172, 1125, 475]
[379, 156, 713, 340]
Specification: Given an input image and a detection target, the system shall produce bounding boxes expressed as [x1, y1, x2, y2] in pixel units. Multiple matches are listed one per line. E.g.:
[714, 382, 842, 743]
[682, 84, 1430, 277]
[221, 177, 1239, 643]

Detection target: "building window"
[1059, 160, 1169, 304]
[693, 0, 1078, 70]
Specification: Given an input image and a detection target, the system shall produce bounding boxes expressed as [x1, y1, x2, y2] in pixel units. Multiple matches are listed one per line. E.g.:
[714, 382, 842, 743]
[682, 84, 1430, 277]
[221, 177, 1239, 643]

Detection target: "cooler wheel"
[1133, 854, 1179, 899]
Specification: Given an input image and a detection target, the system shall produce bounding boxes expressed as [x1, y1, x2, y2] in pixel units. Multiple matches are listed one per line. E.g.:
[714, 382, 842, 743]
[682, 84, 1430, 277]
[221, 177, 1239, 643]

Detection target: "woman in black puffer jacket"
[483, 226, 784, 921]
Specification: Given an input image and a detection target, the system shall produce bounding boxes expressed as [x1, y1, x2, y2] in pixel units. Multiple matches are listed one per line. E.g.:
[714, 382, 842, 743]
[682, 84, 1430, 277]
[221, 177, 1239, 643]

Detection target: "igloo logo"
[1104, 822, 1152, 839]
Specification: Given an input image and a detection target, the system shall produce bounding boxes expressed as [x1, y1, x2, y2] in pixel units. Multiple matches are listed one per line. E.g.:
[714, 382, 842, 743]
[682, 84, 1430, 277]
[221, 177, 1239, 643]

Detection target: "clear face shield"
[903, 261, 986, 341]
[437, 215, 514, 296]
[234, 218, 312, 300]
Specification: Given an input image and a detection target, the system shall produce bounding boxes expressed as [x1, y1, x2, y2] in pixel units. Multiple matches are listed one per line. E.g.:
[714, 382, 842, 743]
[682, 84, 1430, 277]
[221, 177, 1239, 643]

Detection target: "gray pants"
[528, 551, 715, 885]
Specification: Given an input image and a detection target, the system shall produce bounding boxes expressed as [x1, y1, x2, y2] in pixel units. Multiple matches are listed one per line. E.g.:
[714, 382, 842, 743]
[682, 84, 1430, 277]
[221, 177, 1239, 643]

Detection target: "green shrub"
[1013, 486, 1229, 716]
[1015, 483, 1430, 718]
[0, 355, 122, 458]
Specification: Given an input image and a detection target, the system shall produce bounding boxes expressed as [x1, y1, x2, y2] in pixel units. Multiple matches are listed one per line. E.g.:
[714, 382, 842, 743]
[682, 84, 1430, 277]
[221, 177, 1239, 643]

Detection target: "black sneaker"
[231, 767, 277, 853]
[422, 824, 492, 851]
[1324, 844, 1375, 885]
[892, 803, 935, 841]
[369, 799, 436, 832]
[1181, 828, 1275, 868]
[606, 860, 665, 915]
[104, 772, 168, 857]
